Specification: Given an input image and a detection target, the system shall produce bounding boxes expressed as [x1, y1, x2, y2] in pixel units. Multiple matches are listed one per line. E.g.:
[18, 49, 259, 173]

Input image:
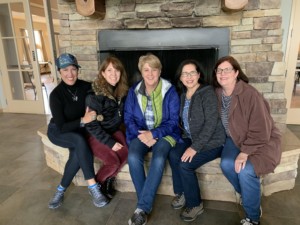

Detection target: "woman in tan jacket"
[212, 56, 281, 225]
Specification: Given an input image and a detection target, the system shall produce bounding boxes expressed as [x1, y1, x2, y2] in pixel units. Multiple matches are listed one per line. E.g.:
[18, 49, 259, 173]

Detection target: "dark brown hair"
[212, 55, 249, 88]
[175, 59, 206, 94]
[94, 56, 128, 98]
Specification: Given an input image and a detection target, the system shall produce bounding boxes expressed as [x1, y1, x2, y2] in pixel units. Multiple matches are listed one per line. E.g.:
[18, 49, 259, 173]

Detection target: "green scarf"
[141, 80, 176, 147]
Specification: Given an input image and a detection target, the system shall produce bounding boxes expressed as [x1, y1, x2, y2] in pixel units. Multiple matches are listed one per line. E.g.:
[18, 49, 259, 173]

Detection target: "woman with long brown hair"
[85, 56, 129, 199]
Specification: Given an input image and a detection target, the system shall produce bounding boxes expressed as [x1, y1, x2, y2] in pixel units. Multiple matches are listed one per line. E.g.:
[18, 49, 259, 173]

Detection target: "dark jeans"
[128, 138, 172, 213]
[168, 138, 223, 208]
[47, 123, 95, 188]
[87, 130, 128, 183]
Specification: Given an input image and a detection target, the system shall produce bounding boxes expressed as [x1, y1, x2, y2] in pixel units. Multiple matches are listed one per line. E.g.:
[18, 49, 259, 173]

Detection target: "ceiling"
[10, 0, 59, 24]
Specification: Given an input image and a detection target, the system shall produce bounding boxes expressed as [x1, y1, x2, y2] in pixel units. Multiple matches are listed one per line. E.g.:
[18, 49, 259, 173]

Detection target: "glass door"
[285, 0, 300, 124]
[29, 0, 59, 114]
[0, 0, 44, 114]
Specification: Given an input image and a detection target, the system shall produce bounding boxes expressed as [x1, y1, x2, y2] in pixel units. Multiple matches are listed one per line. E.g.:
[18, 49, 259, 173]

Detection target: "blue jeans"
[220, 137, 261, 222]
[169, 138, 223, 207]
[128, 138, 172, 213]
[47, 123, 95, 188]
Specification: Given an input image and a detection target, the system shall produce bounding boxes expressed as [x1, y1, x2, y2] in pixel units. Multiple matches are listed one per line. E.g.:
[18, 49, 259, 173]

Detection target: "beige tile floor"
[0, 113, 300, 225]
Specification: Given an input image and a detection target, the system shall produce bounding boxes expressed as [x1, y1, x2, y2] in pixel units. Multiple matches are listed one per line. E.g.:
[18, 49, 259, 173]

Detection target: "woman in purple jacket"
[124, 53, 181, 225]
[212, 56, 281, 225]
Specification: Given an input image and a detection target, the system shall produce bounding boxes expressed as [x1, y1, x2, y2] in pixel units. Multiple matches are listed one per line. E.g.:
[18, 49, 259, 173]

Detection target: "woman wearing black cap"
[47, 53, 109, 209]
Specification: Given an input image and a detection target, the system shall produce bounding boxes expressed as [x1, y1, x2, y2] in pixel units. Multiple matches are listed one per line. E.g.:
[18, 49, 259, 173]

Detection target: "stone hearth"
[38, 126, 300, 202]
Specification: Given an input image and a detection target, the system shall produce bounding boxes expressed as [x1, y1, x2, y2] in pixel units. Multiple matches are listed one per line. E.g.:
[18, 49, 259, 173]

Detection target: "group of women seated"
[47, 52, 281, 225]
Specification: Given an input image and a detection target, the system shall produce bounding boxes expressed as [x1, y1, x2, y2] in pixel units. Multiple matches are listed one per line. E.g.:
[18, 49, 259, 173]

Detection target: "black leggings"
[47, 123, 95, 188]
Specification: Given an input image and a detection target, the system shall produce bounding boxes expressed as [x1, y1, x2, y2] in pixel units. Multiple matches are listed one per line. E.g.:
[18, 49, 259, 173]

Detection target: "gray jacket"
[180, 85, 225, 152]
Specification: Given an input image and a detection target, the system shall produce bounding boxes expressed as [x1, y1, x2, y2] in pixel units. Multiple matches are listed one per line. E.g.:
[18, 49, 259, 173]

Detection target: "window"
[21, 29, 47, 63]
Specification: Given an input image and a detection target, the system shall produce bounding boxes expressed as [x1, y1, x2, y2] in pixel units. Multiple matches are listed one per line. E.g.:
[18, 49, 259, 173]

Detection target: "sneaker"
[101, 177, 116, 199]
[48, 189, 64, 209]
[128, 209, 147, 225]
[171, 193, 185, 209]
[89, 184, 109, 207]
[180, 203, 204, 222]
[240, 218, 260, 225]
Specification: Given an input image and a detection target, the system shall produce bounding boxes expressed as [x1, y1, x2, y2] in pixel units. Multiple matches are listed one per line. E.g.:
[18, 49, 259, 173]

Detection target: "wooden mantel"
[74, 0, 246, 17]
[222, 0, 248, 12]
[75, 0, 105, 17]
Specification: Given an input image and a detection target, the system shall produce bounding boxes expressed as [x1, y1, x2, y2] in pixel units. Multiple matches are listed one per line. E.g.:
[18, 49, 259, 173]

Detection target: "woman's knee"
[152, 140, 171, 159]
[128, 150, 143, 167]
[168, 149, 180, 165]
[128, 139, 146, 159]
[129, 138, 144, 152]
[238, 163, 257, 180]
[103, 153, 121, 166]
[151, 153, 169, 170]
[179, 161, 194, 172]
[74, 134, 88, 147]
[220, 158, 235, 174]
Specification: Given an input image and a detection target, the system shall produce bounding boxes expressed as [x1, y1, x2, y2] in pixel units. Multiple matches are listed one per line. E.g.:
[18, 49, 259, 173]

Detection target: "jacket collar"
[135, 78, 172, 98]
[231, 80, 245, 96]
[92, 81, 116, 100]
[137, 79, 162, 97]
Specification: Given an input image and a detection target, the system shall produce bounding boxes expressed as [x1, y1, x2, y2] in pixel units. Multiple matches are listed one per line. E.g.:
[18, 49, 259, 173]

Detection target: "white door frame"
[43, 0, 58, 84]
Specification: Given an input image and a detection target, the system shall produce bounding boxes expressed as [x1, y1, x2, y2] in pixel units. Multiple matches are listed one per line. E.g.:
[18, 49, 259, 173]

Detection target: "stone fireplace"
[58, 0, 285, 130]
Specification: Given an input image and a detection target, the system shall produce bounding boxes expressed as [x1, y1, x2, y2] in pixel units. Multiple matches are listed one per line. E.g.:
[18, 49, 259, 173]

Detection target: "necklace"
[67, 88, 78, 101]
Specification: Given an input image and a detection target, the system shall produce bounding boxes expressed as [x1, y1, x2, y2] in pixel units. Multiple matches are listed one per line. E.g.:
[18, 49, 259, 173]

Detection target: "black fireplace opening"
[100, 48, 218, 86]
[98, 28, 229, 86]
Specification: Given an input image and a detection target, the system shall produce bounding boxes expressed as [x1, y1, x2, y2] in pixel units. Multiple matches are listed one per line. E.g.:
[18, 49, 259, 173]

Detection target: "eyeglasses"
[215, 67, 234, 74]
[181, 71, 199, 78]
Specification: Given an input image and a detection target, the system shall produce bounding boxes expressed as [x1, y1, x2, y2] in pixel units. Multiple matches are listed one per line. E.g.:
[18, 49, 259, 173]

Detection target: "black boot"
[101, 177, 116, 199]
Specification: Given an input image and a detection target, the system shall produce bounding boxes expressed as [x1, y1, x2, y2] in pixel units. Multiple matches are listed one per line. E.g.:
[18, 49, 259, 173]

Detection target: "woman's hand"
[138, 130, 156, 147]
[181, 147, 197, 163]
[82, 107, 97, 124]
[112, 142, 123, 151]
[235, 152, 249, 173]
[138, 130, 153, 143]
[144, 138, 157, 147]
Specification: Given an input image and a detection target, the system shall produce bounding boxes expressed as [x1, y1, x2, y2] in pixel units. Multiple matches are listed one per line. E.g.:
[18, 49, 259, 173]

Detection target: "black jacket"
[180, 85, 225, 152]
[85, 87, 125, 148]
